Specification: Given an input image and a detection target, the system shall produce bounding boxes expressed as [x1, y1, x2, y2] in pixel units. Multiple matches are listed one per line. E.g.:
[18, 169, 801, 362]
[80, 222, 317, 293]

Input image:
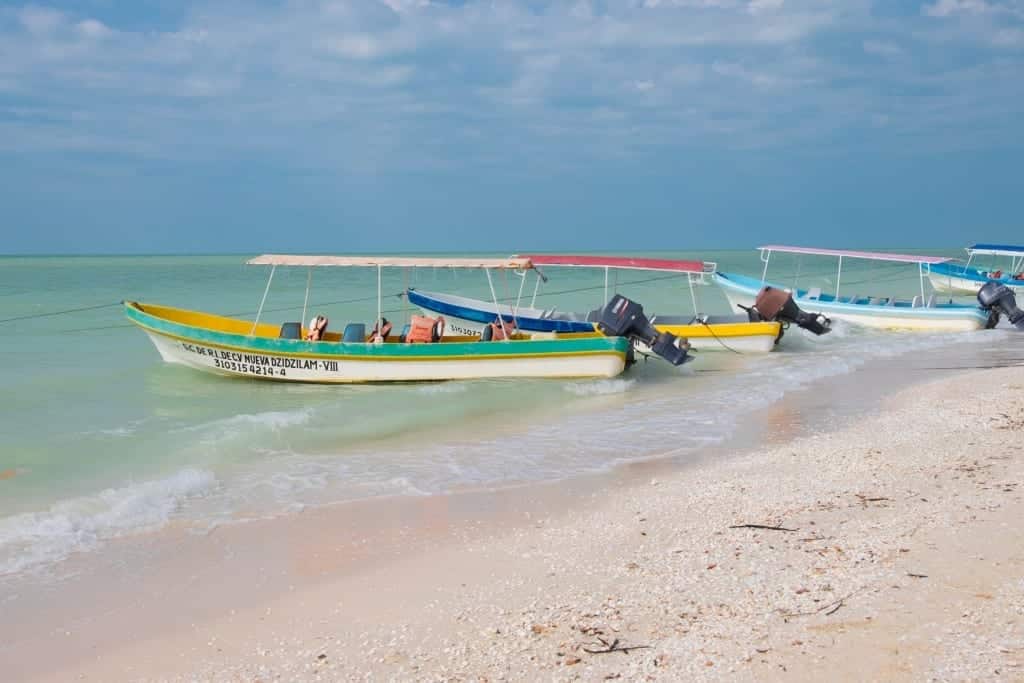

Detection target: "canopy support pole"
[486, 269, 508, 340]
[760, 249, 771, 284]
[603, 267, 609, 304]
[688, 274, 700, 316]
[250, 265, 276, 336]
[300, 267, 312, 333]
[513, 269, 526, 325]
[920, 263, 927, 303]
[531, 272, 542, 309]
[377, 265, 383, 340]
[835, 256, 843, 300]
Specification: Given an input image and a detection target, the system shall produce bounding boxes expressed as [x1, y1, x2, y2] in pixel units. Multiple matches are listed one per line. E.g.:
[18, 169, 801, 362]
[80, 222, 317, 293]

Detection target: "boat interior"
[717, 273, 963, 309]
[648, 313, 753, 326]
[412, 290, 756, 327]
[129, 302, 551, 345]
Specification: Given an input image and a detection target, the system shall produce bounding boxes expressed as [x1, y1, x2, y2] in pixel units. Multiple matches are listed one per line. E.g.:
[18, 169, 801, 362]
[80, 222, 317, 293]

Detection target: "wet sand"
[6, 352, 1024, 681]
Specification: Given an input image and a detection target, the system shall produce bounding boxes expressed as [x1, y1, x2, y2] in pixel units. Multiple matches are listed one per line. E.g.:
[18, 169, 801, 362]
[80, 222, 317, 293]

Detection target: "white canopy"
[758, 245, 950, 265]
[247, 255, 534, 269]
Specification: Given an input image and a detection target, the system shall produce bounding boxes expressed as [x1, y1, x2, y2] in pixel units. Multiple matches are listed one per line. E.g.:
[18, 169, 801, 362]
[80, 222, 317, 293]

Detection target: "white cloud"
[711, 61, 788, 88]
[0, 0, 1019, 166]
[323, 34, 386, 59]
[992, 27, 1024, 45]
[77, 19, 112, 40]
[17, 6, 64, 35]
[747, 0, 785, 15]
[922, 0, 1024, 16]
[863, 40, 903, 56]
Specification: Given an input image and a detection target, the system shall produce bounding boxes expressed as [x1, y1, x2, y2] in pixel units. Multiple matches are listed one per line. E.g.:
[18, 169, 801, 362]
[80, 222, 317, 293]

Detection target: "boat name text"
[180, 343, 340, 375]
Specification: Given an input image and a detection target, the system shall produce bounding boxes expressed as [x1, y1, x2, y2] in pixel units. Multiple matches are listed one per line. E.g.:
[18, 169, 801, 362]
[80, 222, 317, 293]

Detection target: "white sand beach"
[8, 362, 1024, 682]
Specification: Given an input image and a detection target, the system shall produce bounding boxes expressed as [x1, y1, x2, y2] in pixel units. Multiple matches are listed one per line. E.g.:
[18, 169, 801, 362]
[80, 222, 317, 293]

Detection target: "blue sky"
[1, 0, 1022, 254]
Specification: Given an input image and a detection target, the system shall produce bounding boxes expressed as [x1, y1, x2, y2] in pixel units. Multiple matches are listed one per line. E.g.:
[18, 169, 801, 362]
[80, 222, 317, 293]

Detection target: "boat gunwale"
[713, 272, 990, 321]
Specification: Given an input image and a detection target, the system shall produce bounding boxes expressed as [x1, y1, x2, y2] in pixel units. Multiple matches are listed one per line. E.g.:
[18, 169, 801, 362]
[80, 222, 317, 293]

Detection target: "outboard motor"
[596, 294, 691, 366]
[740, 286, 832, 336]
[978, 281, 1024, 329]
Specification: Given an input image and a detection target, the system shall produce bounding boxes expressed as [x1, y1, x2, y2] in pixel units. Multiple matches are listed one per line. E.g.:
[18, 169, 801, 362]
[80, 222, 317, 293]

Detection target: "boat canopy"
[758, 245, 950, 265]
[968, 244, 1024, 257]
[247, 255, 534, 270]
[519, 254, 710, 274]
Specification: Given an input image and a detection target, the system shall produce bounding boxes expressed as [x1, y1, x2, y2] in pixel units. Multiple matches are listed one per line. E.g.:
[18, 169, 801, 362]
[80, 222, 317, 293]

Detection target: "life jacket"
[488, 318, 517, 341]
[406, 315, 444, 343]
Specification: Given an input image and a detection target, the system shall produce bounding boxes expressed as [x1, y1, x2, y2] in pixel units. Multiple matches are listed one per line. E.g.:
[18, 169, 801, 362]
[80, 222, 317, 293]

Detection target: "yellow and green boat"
[125, 256, 633, 383]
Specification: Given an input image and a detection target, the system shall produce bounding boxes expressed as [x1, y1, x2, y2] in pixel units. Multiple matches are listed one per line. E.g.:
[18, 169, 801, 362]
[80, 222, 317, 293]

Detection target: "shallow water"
[0, 248, 1008, 579]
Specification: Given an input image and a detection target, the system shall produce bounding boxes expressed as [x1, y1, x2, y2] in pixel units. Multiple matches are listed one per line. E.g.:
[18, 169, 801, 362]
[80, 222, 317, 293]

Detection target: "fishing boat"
[125, 256, 639, 383]
[927, 244, 1024, 295]
[406, 254, 785, 353]
[714, 246, 991, 332]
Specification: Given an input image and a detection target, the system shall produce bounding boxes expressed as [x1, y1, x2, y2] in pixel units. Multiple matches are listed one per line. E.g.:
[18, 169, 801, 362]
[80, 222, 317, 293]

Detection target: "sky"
[0, 0, 1022, 254]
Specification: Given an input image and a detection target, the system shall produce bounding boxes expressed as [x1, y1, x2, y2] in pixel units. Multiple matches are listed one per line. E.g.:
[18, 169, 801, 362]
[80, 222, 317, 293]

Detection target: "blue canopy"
[969, 244, 1024, 256]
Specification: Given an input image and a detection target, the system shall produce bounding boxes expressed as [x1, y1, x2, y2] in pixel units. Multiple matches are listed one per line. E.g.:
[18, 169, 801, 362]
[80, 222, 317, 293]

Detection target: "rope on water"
[0, 301, 121, 324]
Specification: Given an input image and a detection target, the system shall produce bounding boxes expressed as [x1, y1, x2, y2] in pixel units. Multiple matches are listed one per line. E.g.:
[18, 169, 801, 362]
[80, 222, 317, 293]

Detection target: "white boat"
[927, 244, 1024, 295]
[125, 256, 634, 383]
[714, 246, 992, 332]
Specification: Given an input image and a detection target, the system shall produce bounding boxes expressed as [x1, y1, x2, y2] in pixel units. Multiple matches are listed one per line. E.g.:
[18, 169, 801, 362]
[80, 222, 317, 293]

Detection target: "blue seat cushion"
[342, 323, 366, 343]
[279, 322, 302, 340]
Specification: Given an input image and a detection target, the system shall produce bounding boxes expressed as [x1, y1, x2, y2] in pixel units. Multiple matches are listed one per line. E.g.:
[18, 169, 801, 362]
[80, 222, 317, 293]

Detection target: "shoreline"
[6, 349, 1024, 681]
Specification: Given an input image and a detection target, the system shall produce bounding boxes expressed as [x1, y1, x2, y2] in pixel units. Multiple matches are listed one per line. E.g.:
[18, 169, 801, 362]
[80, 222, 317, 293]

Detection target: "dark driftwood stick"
[582, 637, 652, 655]
[907, 572, 928, 579]
[781, 590, 858, 619]
[729, 524, 798, 532]
[856, 495, 891, 503]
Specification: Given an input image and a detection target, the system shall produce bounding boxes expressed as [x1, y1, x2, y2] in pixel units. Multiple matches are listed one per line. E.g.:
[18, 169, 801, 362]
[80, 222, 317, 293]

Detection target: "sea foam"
[0, 468, 217, 577]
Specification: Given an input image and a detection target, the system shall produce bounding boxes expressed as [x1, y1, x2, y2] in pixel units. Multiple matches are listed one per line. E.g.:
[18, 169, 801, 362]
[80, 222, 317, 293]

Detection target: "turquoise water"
[0, 250, 1004, 578]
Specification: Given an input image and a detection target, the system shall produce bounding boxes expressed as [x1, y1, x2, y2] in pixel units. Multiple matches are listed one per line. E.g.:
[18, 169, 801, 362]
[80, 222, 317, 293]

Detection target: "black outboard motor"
[596, 295, 691, 366]
[978, 281, 1024, 329]
[740, 286, 832, 336]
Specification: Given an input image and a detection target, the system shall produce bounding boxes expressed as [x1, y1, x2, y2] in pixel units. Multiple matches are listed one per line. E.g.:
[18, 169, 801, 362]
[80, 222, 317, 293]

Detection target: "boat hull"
[126, 302, 629, 383]
[714, 272, 990, 332]
[652, 322, 778, 353]
[409, 289, 781, 353]
[927, 266, 1024, 296]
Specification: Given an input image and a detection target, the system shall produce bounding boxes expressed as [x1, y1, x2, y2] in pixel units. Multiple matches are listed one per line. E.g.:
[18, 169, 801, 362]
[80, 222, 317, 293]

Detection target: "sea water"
[0, 249, 1012, 579]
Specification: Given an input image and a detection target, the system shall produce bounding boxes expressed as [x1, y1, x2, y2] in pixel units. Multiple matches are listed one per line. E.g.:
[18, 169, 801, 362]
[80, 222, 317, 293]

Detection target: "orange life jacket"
[406, 315, 444, 343]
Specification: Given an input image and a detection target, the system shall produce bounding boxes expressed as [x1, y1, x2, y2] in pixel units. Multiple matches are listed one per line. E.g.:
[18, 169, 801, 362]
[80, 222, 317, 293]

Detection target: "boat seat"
[479, 325, 493, 342]
[806, 287, 822, 301]
[926, 294, 936, 308]
[869, 297, 883, 305]
[843, 293, 859, 304]
[278, 322, 302, 340]
[399, 324, 410, 343]
[911, 295, 922, 308]
[886, 297, 896, 306]
[342, 323, 366, 343]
